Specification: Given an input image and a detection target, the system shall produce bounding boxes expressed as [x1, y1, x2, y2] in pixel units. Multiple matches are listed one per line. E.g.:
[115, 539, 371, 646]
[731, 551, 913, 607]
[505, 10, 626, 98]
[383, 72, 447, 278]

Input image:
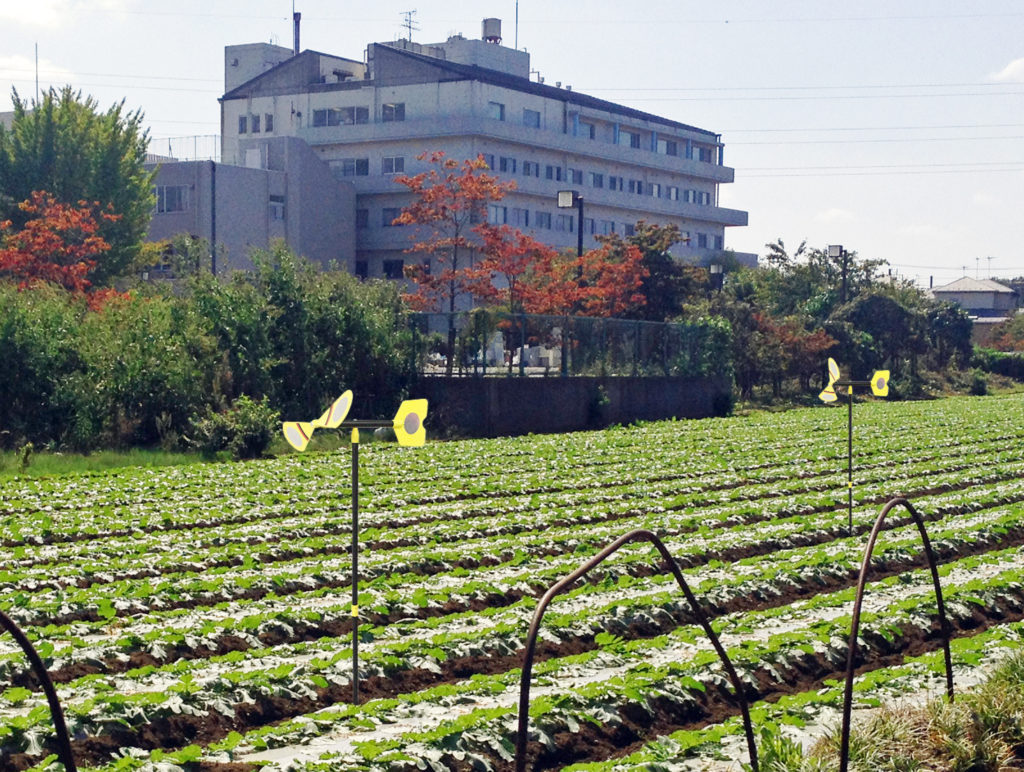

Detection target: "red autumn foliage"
[469, 224, 558, 314]
[0, 191, 121, 303]
[394, 152, 516, 313]
[520, 241, 648, 317]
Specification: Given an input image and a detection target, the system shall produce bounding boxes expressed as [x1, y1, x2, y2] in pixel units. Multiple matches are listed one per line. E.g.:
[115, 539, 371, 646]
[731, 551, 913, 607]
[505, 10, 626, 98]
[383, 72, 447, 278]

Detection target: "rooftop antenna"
[401, 10, 419, 41]
[515, 0, 519, 50]
[987, 256, 995, 279]
[292, 1, 301, 55]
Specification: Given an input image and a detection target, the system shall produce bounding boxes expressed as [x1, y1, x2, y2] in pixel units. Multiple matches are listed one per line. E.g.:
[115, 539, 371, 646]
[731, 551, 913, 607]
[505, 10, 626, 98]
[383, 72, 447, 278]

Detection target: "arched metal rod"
[839, 496, 953, 772]
[515, 528, 758, 772]
[0, 609, 77, 772]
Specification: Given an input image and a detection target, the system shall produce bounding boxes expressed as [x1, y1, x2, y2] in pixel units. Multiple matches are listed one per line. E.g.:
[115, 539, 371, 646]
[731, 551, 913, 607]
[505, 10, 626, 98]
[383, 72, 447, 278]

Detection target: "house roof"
[931, 276, 1018, 295]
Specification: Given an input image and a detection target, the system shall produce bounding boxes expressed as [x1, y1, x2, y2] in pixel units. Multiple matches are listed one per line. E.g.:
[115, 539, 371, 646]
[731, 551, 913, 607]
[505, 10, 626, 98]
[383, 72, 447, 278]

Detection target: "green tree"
[0, 87, 153, 285]
[609, 221, 709, 321]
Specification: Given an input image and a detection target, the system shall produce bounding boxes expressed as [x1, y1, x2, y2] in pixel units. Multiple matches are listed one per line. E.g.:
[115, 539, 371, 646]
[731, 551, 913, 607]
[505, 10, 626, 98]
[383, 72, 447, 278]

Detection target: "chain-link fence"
[409, 311, 732, 378]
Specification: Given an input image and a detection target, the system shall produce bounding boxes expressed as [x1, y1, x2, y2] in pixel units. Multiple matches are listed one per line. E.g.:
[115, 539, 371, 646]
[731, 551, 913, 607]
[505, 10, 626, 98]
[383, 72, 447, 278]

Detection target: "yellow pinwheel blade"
[312, 391, 353, 429]
[819, 358, 840, 403]
[393, 399, 428, 447]
[282, 421, 315, 452]
[871, 370, 890, 397]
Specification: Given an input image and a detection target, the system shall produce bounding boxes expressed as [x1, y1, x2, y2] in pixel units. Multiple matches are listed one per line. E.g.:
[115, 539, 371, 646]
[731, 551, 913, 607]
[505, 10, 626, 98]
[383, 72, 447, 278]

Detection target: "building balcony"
[296, 115, 737, 183]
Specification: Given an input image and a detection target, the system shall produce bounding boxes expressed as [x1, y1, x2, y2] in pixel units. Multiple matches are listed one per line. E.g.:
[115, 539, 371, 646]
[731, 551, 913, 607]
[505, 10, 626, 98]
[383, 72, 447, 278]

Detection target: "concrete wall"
[417, 376, 731, 438]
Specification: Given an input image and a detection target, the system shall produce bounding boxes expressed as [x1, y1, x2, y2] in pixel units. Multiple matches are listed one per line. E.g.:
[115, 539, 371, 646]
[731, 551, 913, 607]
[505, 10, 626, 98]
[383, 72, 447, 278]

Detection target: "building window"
[382, 102, 405, 122]
[237, 115, 247, 134]
[535, 211, 552, 229]
[356, 208, 369, 228]
[601, 220, 615, 234]
[555, 214, 574, 233]
[269, 194, 285, 220]
[608, 176, 624, 191]
[583, 217, 595, 235]
[648, 183, 661, 198]
[511, 207, 530, 227]
[545, 165, 563, 181]
[313, 106, 369, 127]
[715, 235, 724, 250]
[567, 168, 583, 185]
[667, 185, 679, 201]
[339, 158, 369, 176]
[482, 153, 495, 169]
[383, 259, 405, 279]
[628, 179, 643, 195]
[382, 156, 405, 174]
[523, 161, 540, 177]
[578, 121, 596, 139]
[499, 156, 517, 173]
[354, 260, 368, 279]
[487, 204, 508, 224]
[657, 138, 677, 156]
[589, 172, 604, 188]
[618, 129, 641, 149]
[154, 185, 189, 214]
[697, 233, 708, 248]
[488, 101, 505, 121]
[265, 113, 274, 133]
[523, 108, 541, 128]
[382, 207, 402, 226]
[623, 223, 635, 237]
[251, 114, 261, 133]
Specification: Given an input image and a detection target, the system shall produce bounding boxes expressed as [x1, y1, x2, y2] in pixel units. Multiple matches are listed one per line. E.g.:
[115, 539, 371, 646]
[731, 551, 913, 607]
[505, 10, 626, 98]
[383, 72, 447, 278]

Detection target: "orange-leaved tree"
[523, 241, 648, 317]
[469, 224, 558, 315]
[0, 191, 120, 302]
[393, 151, 515, 373]
[394, 152, 516, 312]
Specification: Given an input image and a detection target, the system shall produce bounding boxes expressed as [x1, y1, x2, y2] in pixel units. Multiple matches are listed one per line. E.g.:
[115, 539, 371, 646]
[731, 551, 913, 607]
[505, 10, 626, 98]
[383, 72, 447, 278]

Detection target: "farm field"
[2, 393, 1024, 771]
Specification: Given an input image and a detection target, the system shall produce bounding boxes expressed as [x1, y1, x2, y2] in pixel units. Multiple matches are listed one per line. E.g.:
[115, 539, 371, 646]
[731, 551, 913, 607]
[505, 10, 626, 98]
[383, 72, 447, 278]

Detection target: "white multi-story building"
[220, 19, 750, 282]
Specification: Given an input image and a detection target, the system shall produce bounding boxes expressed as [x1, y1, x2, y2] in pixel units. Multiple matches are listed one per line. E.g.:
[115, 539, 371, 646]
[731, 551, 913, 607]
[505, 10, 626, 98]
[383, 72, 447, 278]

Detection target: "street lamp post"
[557, 189, 584, 259]
[557, 190, 584, 377]
[709, 262, 724, 292]
[829, 244, 849, 303]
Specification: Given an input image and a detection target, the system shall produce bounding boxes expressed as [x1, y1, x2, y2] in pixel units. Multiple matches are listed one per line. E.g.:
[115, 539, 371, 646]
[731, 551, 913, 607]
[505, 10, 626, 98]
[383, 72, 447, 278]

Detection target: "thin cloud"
[991, 57, 1024, 82]
[814, 207, 855, 224]
[0, 1, 133, 28]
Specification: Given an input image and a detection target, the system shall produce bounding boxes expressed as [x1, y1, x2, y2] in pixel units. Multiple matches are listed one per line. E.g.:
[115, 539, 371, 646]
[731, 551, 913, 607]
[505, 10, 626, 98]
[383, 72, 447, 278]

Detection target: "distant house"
[930, 277, 1020, 346]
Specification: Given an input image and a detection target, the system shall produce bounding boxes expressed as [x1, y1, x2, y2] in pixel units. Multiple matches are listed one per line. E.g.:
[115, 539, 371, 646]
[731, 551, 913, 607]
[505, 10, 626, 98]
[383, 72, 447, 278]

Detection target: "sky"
[1, 0, 1022, 288]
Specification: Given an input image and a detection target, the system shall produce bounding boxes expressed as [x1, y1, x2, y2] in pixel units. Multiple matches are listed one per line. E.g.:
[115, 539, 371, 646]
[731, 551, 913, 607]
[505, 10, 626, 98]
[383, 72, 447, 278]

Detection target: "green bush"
[189, 396, 279, 460]
[969, 368, 988, 396]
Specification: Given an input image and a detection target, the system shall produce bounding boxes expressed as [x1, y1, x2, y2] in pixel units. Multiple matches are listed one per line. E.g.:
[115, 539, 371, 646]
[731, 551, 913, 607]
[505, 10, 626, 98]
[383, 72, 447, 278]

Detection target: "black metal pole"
[0, 610, 77, 772]
[351, 428, 360, 704]
[839, 498, 954, 772]
[847, 386, 853, 536]
[576, 195, 584, 261]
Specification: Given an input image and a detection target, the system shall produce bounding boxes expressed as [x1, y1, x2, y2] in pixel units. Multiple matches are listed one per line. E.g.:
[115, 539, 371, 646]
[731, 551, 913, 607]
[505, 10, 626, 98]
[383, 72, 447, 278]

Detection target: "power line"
[586, 81, 1023, 94]
[730, 134, 1024, 146]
